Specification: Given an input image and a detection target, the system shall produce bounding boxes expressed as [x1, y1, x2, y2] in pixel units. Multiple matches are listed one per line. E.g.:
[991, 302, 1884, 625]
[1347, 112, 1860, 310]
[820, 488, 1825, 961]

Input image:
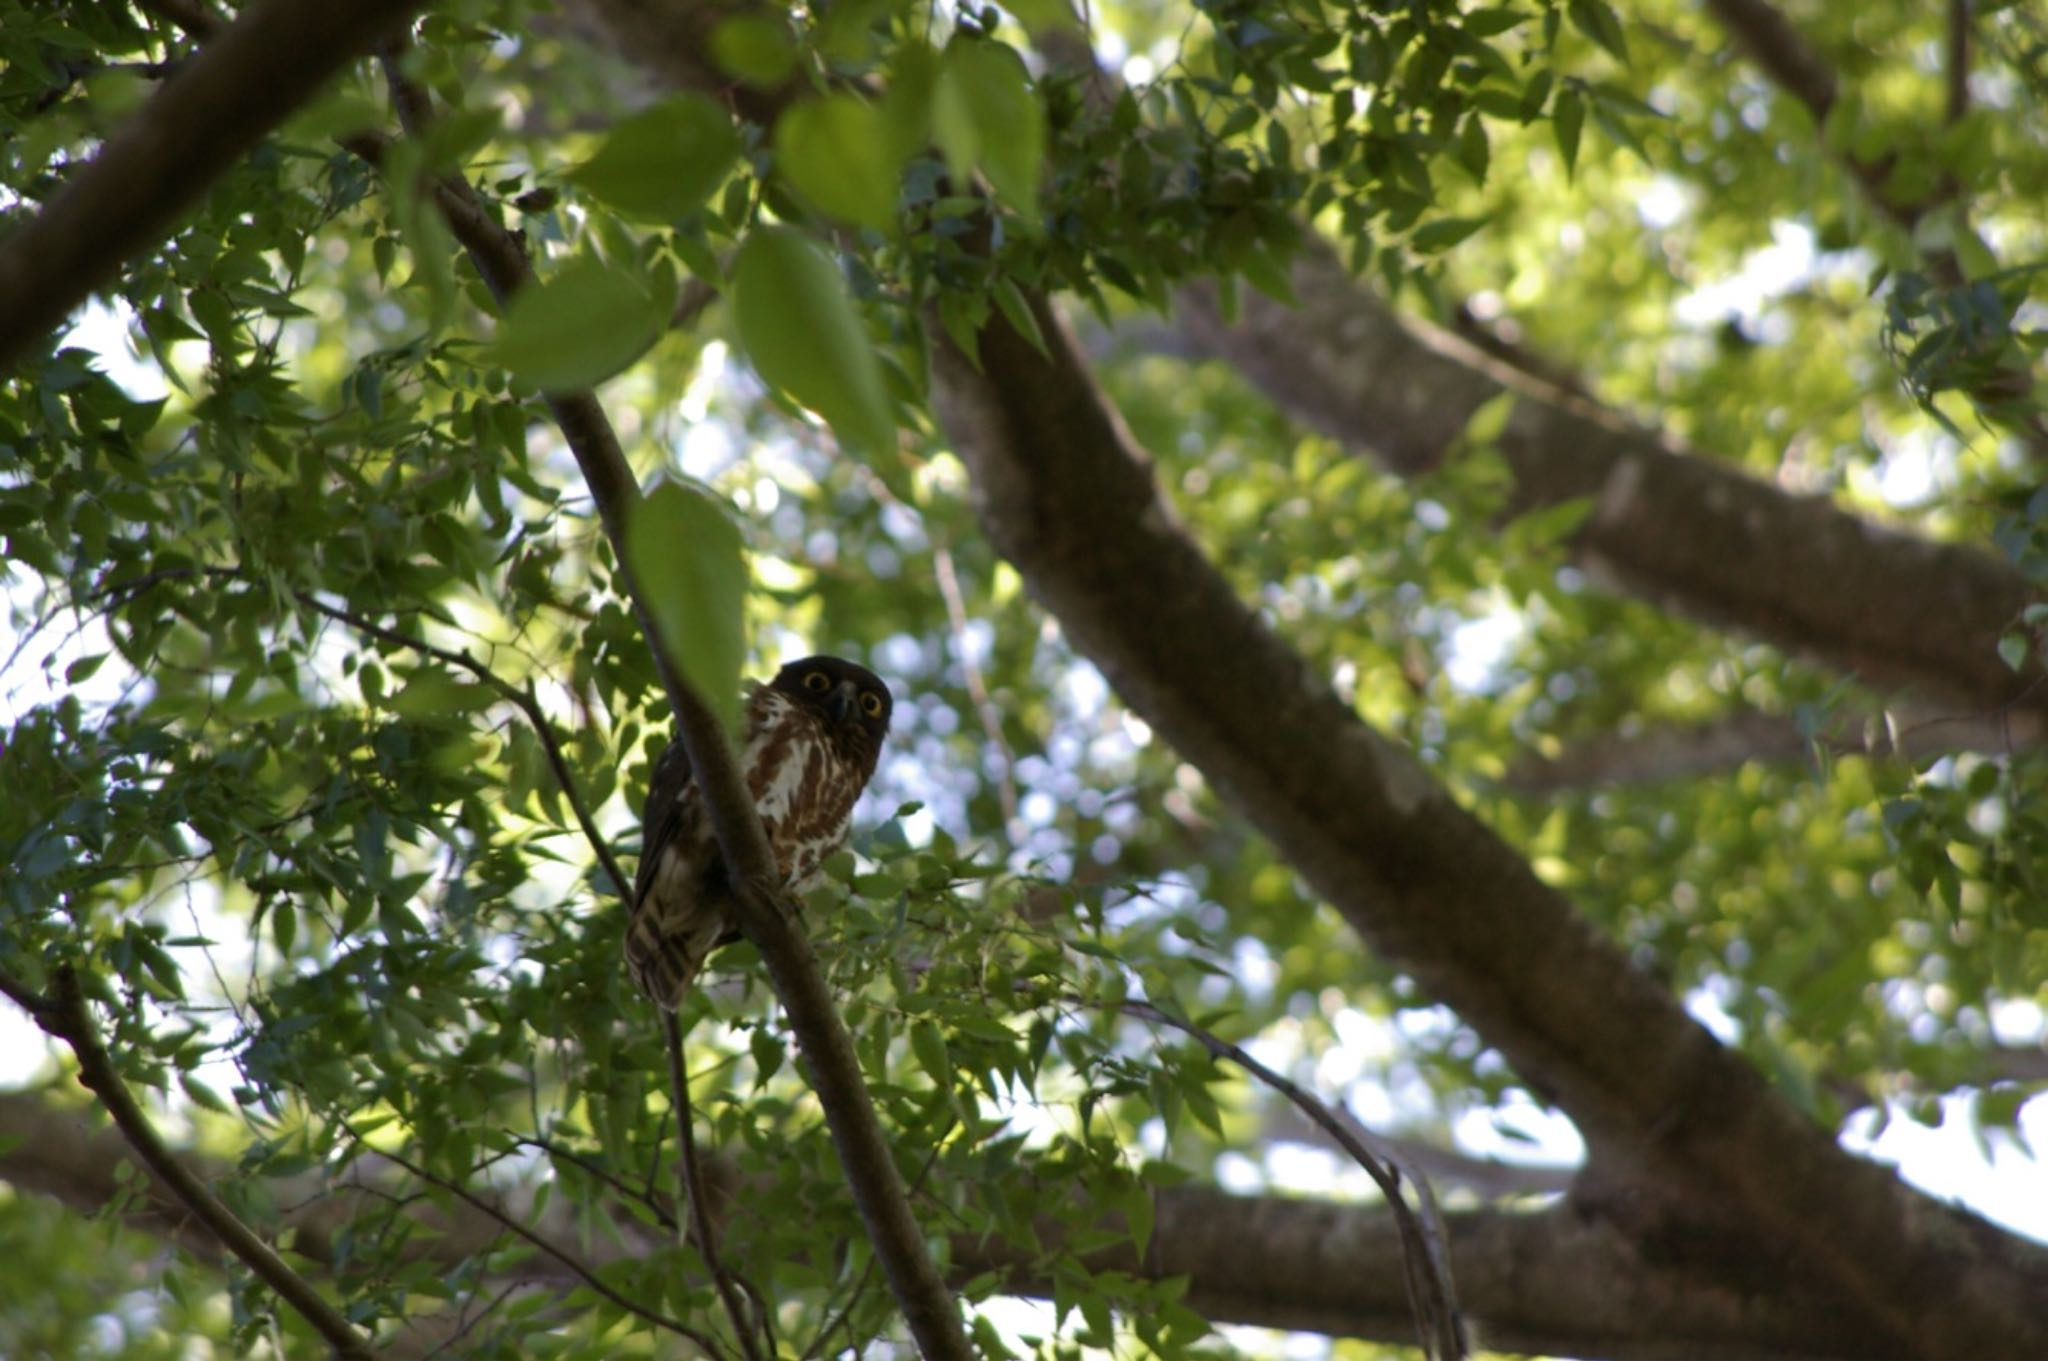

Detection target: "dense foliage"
[1, 0, 2044, 1357]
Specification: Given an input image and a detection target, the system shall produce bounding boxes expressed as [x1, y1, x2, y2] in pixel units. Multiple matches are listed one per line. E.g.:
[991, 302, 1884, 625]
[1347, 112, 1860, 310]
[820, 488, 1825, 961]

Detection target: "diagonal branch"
[365, 50, 972, 1361]
[1176, 236, 2046, 719]
[925, 279, 2048, 1355]
[0, 965, 372, 1358]
[0, 0, 425, 374]
[1499, 702, 2047, 793]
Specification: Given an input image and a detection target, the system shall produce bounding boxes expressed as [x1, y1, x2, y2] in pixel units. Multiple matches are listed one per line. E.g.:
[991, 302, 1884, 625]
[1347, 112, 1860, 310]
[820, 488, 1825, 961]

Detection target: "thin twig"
[516, 1135, 676, 1231]
[933, 544, 1022, 834]
[664, 1009, 767, 1361]
[1109, 998, 1468, 1361]
[338, 1119, 726, 1354]
[0, 964, 373, 1358]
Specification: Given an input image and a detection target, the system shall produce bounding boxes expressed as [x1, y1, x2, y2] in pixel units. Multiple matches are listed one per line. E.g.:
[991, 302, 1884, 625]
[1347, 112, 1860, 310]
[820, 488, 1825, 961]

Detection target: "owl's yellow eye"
[860, 691, 883, 718]
[803, 671, 831, 692]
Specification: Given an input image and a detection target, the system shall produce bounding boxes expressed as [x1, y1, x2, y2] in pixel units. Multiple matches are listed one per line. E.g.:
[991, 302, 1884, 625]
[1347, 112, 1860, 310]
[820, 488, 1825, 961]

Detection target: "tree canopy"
[2, 0, 2045, 1358]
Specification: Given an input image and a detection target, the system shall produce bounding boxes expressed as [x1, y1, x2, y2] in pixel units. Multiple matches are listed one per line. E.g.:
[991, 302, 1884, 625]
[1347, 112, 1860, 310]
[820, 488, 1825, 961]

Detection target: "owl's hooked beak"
[827, 679, 860, 724]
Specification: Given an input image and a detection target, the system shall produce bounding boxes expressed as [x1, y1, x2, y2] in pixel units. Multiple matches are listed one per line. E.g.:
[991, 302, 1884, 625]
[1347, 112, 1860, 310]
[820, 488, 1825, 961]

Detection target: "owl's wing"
[633, 733, 695, 908]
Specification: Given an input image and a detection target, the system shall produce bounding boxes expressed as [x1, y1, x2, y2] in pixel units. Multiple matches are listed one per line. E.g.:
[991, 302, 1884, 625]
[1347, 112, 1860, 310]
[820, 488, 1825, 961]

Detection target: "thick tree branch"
[1501, 703, 2045, 793]
[0, 0, 424, 375]
[0, 968, 373, 1358]
[0, 1087, 1923, 1359]
[366, 55, 971, 1361]
[1177, 238, 2046, 721]
[925, 286, 2048, 1355]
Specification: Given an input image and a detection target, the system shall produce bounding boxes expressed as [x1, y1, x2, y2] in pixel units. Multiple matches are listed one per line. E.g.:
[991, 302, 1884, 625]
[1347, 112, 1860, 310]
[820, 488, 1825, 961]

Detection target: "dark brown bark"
[1177, 238, 2045, 719]
[925, 287, 2048, 1356]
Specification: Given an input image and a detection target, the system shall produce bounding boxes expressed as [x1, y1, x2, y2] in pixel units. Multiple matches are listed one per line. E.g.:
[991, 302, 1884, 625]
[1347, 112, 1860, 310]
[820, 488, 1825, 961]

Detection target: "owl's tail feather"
[625, 912, 708, 1012]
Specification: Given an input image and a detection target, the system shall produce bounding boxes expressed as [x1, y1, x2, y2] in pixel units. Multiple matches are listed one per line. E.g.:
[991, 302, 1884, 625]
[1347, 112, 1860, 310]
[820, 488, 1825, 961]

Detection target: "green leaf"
[1554, 86, 1586, 177]
[711, 13, 797, 88]
[273, 900, 296, 956]
[566, 96, 739, 224]
[731, 227, 896, 455]
[990, 277, 1047, 357]
[1998, 631, 2029, 671]
[387, 671, 495, 719]
[775, 95, 904, 231]
[488, 258, 661, 392]
[626, 482, 750, 735]
[179, 1074, 230, 1114]
[749, 1027, 786, 1086]
[1411, 215, 1490, 253]
[933, 40, 1045, 229]
[911, 1019, 954, 1090]
[1566, 0, 1629, 61]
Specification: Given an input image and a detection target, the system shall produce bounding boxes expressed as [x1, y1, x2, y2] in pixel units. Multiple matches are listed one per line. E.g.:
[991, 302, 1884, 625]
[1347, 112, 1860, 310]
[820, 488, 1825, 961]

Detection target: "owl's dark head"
[769, 655, 893, 755]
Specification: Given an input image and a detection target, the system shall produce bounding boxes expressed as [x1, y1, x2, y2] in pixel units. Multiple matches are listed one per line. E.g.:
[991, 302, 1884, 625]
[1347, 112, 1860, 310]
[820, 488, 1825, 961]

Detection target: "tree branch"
[1176, 237, 2047, 720]
[0, 1085, 1928, 1359]
[1499, 703, 2046, 793]
[1113, 999, 1467, 1361]
[0, 0, 424, 375]
[663, 1009, 767, 1361]
[365, 53, 971, 1361]
[0, 967, 372, 1358]
[337, 1119, 723, 1354]
[924, 280, 2048, 1354]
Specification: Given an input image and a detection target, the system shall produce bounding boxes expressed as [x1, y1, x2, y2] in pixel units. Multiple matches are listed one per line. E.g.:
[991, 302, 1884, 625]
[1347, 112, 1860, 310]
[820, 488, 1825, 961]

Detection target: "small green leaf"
[1456, 115, 1491, 184]
[626, 482, 749, 735]
[1998, 631, 2030, 671]
[387, 670, 495, 719]
[732, 227, 896, 455]
[911, 1019, 953, 1090]
[775, 95, 904, 231]
[749, 1027, 786, 1086]
[489, 258, 661, 391]
[934, 40, 1045, 228]
[64, 653, 106, 684]
[566, 96, 738, 224]
[1554, 87, 1585, 176]
[179, 1074, 230, 1114]
[1411, 215, 1490, 253]
[711, 13, 797, 88]
[990, 278, 1047, 357]
[1566, 0, 1629, 61]
[273, 900, 297, 956]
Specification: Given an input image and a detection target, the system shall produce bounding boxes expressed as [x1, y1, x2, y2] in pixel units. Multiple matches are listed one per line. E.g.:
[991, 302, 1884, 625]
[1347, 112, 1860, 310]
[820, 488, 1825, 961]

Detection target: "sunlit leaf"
[566, 96, 738, 223]
[626, 481, 750, 735]
[775, 94, 904, 231]
[731, 227, 896, 454]
[488, 257, 661, 391]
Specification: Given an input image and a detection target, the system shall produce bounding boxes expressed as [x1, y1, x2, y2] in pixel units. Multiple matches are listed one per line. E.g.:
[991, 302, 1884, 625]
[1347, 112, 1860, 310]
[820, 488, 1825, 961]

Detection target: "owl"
[625, 656, 893, 1008]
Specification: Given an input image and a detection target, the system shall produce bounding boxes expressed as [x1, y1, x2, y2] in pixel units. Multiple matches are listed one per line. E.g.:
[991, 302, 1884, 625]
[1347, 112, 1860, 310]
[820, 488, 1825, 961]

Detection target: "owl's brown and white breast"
[742, 688, 864, 893]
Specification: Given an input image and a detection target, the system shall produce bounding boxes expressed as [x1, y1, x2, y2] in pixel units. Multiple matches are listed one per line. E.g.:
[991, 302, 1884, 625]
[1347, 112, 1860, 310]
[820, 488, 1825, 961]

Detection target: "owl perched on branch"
[625, 656, 893, 1008]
